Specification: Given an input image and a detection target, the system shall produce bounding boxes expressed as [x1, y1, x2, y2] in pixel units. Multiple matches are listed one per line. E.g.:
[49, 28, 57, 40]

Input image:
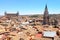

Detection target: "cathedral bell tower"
[43, 4, 49, 25]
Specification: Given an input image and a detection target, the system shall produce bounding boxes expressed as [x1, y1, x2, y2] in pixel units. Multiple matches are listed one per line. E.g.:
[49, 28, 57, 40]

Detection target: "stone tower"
[43, 4, 49, 25]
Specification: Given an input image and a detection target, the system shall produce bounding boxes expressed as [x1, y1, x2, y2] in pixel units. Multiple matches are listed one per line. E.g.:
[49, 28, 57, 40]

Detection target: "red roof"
[35, 33, 42, 38]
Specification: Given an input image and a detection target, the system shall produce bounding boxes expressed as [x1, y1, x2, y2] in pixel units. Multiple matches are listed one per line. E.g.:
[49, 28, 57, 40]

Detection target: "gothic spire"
[43, 4, 49, 25]
[44, 4, 49, 15]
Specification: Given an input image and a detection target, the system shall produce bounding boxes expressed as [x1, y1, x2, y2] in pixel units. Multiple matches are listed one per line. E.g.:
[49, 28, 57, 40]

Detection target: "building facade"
[5, 12, 19, 20]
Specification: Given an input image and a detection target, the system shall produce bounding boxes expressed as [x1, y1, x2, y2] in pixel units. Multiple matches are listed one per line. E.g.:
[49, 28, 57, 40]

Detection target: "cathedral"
[43, 4, 49, 25]
[43, 4, 58, 28]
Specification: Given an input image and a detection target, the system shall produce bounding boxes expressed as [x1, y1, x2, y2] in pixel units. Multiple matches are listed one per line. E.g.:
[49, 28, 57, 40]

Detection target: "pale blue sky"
[0, 0, 60, 15]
